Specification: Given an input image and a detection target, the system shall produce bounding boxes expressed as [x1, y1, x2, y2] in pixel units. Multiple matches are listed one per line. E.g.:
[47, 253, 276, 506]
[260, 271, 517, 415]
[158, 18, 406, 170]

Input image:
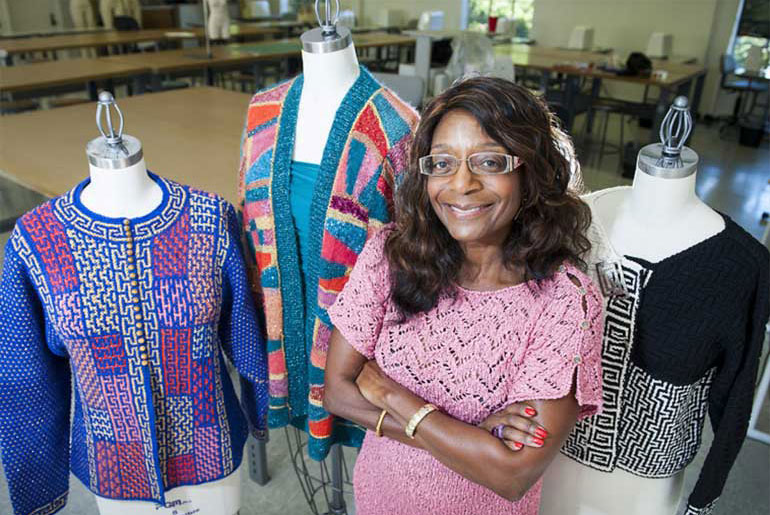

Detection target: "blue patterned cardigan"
[0, 174, 268, 515]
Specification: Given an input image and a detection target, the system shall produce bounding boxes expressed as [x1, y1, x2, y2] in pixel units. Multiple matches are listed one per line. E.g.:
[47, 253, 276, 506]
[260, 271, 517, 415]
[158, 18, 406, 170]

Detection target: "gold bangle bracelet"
[405, 403, 438, 439]
[375, 409, 388, 437]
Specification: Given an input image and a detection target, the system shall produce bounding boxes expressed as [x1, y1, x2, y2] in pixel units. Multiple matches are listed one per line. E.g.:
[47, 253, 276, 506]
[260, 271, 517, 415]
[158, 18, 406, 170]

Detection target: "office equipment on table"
[646, 32, 672, 59]
[568, 26, 594, 51]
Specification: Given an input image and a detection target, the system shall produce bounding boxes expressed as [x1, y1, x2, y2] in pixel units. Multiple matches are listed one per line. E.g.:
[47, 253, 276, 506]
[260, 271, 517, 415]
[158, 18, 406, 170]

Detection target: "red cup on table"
[488, 16, 499, 33]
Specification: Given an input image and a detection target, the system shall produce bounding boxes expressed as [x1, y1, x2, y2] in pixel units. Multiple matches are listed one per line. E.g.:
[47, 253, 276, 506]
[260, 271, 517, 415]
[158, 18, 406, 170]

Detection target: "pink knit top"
[328, 226, 604, 515]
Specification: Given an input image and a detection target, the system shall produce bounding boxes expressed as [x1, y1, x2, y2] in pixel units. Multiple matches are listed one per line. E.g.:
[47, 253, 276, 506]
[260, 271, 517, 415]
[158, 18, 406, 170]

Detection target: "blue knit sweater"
[0, 173, 268, 515]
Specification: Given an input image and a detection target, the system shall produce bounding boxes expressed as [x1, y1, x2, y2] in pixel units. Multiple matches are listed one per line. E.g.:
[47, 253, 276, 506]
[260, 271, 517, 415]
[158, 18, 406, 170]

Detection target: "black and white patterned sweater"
[562, 187, 769, 515]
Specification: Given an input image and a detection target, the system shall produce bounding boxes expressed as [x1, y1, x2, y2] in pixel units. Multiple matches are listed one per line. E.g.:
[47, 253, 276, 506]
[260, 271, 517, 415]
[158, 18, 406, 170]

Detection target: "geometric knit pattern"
[0, 173, 268, 515]
[561, 187, 770, 515]
[238, 66, 418, 460]
[327, 227, 605, 515]
[684, 499, 717, 515]
[617, 362, 716, 477]
[563, 259, 650, 471]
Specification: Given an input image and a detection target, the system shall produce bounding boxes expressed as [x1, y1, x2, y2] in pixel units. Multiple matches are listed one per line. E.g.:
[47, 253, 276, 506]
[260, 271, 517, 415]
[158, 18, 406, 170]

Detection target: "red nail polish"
[515, 442, 523, 449]
[532, 437, 544, 446]
[535, 428, 548, 438]
[524, 407, 536, 416]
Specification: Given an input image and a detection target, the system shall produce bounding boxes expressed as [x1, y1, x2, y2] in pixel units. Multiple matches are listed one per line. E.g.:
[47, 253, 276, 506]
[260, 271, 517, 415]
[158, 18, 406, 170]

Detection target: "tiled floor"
[0, 119, 767, 515]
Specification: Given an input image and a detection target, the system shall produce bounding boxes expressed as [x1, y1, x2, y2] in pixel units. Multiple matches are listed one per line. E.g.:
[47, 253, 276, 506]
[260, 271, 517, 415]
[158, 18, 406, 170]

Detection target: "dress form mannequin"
[294, 42, 360, 163]
[70, 0, 98, 56]
[70, 0, 96, 29]
[99, 0, 123, 29]
[80, 157, 161, 219]
[541, 454, 686, 515]
[120, 0, 142, 26]
[80, 92, 161, 219]
[540, 97, 724, 515]
[206, 0, 231, 41]
[84, 92, 243, 515]
[238, 1, 420, 507]
[589, 161, 724, 264]
[286, 3, 360, 513]
[94, 471, 242, 515]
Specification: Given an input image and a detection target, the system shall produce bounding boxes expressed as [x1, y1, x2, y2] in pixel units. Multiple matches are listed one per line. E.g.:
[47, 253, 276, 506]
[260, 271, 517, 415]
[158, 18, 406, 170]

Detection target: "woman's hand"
[355, 360, 409, 409]
[479, 403, 550, 452]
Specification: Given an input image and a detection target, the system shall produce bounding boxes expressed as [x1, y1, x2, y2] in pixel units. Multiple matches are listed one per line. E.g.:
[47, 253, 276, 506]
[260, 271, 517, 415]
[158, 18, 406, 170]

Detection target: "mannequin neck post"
[629, 167, 700, 224]
[81, 158, 162, 218]
[300, 43, 360, 98]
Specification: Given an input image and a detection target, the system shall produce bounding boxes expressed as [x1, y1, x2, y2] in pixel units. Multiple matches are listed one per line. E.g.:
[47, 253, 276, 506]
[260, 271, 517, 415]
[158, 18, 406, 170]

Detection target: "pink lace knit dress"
[328, 227, 604, 515]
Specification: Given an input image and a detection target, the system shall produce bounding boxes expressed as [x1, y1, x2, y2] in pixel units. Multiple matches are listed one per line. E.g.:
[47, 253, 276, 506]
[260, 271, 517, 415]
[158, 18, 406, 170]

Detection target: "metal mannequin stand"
[636, 95, 698, 180]
[285, 428, 354, 515]
[247, 436, 270, 486]
[87, 91, 143, 169]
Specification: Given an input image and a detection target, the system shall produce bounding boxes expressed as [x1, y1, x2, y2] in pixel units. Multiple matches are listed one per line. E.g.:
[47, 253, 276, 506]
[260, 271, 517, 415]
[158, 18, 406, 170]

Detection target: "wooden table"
[495, 44, 708, 140]
[500, 44, 703, 85]
[0, 33, 415, 101]
[504, 44, 694, 65]
[233, 32, 416, 54]
[0, 58, 150, 98]
[0, 27, 280, 63]
[238, 20, 310, 37]
[172, 25, 281, 41]
[102, 34, 416, 88]
[403, 28, 704, 134]
[102, 46, 268, 73]
[0, 87, 250, 204]
[352, 25, 405, 34]
[0, 27, 110, 39]
[100, 46, 277, 89]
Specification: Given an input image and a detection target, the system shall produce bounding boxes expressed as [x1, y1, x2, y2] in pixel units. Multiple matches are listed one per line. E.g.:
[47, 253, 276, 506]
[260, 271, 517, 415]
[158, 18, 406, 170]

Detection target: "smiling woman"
[323, 76, 605, 515]
[387, 77, 593, 319]
[422, 125, 524, 243]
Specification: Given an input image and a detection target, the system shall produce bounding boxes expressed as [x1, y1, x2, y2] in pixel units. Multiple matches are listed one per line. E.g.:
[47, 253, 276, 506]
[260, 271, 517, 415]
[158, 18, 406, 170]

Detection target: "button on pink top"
[328, 226, 604, 515]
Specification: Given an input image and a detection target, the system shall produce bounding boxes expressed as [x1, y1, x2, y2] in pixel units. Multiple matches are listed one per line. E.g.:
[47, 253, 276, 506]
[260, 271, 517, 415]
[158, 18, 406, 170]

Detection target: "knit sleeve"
[236, 100, 250, 208]
[367, 131, 414, 227]
[0, 229, 71, 515]
[327, 227, 392, 360]
[219, 204, 269, 437]
[507, 267, 604, 419]
[684, 252, 769, 515]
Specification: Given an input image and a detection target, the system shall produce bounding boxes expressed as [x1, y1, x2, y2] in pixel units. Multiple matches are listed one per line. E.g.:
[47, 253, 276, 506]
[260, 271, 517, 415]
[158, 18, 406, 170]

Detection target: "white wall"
[0, 0, 12, 33]
[356, 0, 738, 115]
[357, 0, 464, 29]
[532, 0, 742, 115]
[532, 0, 717, 61]
[2, 0, 62, 32]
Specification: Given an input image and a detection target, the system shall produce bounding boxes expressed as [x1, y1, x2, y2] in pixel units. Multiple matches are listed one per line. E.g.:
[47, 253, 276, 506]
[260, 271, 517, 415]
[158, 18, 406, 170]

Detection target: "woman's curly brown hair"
[385, 76, 592, 319]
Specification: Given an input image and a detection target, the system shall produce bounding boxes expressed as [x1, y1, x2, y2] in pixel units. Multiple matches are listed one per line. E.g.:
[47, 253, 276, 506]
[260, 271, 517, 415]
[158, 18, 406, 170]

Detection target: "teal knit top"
[289, 160, 319, 292]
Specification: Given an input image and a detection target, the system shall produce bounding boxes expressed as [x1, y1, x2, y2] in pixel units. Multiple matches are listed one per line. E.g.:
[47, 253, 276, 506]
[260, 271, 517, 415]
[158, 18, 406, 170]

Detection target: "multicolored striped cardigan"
[238, 66, 418, 460]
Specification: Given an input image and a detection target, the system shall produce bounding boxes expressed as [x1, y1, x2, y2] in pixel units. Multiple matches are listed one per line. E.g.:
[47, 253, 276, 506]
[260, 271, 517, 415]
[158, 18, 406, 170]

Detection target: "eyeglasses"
[418, 152, 521, 177]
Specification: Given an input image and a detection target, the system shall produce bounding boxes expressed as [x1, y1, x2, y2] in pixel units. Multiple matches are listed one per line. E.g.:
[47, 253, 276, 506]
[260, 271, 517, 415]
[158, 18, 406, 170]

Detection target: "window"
[729, 0, 769, 69]
[466, 0, 535, 39]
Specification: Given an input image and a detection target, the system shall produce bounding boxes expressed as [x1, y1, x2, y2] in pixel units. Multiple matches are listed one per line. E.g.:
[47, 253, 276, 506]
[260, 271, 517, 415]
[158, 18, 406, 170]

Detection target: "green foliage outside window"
[467, 0, 534, 38]
[730, 0, 769, 70]
[733, 36, 769, 69]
